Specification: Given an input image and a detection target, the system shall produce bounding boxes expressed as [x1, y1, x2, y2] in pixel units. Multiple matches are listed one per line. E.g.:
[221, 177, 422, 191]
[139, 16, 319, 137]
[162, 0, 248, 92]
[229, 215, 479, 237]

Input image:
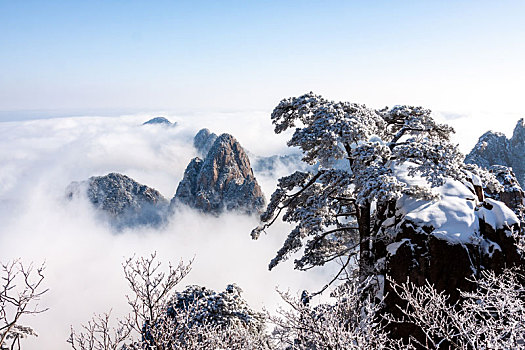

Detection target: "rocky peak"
[171, 157, 204, 207]
[67, 172, 168, 229]
[511, 118, 525, 146]
[193, 128, 218, 157]
[143, 117, 175, 126]
[466, 131, 511, 168]
[466, 118, 525, 187]
[172, 133, 265, 215]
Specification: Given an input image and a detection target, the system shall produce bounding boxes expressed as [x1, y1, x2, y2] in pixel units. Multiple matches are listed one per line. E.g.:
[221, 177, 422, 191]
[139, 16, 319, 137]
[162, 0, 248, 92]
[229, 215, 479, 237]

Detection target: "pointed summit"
[511, 118, 525, 146]
[172, 133, 265, 215]
[193, 128, 218, 157]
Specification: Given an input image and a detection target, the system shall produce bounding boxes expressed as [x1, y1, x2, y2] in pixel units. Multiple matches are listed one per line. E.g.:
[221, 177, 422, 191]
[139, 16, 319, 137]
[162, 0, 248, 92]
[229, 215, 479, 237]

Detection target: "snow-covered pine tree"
[252, 92, 496, 288]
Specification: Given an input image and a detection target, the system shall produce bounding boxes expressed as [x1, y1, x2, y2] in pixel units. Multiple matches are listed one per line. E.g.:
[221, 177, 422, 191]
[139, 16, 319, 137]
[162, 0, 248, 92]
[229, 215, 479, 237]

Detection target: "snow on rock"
[397, 180, 479, 244]
[471, 173, 482, 187]
[394, 165, 519, 244]
[485, 165, 525, 226]
[477, 198, 520, 231]
[386, 238, 411, 256]
[384, 164, 524, 345]
[481, 239, 502, 258]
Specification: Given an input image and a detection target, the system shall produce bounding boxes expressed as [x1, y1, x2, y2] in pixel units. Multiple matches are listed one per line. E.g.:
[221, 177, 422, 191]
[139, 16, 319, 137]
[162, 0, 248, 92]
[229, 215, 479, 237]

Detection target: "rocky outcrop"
[383, 219, 523, 345]
[193, 128, 217, 157]
[67, 173, 168, 228]
[143, 117, 175, 126]
[466, 118, 525, 186]
[486, 165, 525, 224]
[380, 184, 524, 344]
[172, 133, 265, 215]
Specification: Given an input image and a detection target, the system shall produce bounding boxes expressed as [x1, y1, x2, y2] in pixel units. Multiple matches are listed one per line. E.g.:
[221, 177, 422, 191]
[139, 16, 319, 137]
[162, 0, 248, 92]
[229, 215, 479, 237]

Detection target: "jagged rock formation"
[196, 129, 310, 177]
[466, 118, 525, 186]
[143, 117, 175, 126]
[67, 173, 168, 228]
[193, 128, 218, 157]
[172, 133, 265, 215]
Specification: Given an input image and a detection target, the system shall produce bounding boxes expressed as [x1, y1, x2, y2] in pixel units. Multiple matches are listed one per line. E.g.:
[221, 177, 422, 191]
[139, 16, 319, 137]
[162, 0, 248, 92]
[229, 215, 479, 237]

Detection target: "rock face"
[193, 128, 218, 157]
[143, 117, 175, 126]
[67, 173, 168, 228]
[466, 118, 525, 186]
[172, 133, 265, 215]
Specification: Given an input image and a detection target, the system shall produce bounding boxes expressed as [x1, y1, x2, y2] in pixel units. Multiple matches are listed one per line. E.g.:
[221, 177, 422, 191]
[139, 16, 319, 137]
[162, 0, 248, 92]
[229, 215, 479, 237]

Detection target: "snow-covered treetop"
[270, 93, 468, 205]
[272, 93, 385, 166]
[254, 93, 504, 273]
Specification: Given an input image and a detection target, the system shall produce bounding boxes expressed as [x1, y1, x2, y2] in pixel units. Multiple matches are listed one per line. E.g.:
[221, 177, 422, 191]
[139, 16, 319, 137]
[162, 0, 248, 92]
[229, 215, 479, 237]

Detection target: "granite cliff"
[173, 133, 265, 215]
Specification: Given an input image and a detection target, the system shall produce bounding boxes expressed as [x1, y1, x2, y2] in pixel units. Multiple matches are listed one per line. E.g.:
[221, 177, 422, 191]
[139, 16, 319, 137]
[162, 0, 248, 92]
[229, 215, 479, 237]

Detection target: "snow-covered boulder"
[382, 171, 523, 340]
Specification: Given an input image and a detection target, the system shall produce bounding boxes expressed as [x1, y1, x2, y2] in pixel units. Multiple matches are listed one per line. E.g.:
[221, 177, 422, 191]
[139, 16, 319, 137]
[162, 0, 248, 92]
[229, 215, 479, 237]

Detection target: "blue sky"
[1, 1, 525, 116]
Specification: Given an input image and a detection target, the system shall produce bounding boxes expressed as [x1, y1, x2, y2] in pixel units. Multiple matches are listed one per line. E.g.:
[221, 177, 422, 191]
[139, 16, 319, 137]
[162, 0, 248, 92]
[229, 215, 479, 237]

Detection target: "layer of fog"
[0, 108, 519, 348]
[0, 112, 333, 349]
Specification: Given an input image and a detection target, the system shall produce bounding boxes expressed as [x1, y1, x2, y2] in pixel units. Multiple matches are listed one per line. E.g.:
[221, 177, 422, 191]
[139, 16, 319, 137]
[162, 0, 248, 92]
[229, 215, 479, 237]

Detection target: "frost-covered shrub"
[69, 254, 271, 350]
[271, 280, 400, 350]
[387, 269, 525, 349]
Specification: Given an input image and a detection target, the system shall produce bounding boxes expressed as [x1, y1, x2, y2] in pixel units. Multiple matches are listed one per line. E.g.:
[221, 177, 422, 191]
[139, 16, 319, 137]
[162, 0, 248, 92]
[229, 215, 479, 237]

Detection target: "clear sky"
[1, 0, 525, 117]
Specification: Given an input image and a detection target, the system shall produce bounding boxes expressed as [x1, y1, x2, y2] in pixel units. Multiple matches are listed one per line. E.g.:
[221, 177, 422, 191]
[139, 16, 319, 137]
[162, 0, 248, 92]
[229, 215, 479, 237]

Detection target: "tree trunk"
[357, 202, 372, 283]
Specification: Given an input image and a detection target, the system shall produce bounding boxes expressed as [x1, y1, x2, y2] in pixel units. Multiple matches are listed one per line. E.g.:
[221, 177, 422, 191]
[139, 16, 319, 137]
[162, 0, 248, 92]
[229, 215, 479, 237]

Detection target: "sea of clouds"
[0, 111, 338, 349]
[0, 108, 520, 348]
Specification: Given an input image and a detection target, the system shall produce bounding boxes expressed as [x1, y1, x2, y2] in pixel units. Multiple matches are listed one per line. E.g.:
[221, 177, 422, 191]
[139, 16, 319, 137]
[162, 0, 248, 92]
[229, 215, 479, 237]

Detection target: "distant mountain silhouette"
[143, 117, 175, 126]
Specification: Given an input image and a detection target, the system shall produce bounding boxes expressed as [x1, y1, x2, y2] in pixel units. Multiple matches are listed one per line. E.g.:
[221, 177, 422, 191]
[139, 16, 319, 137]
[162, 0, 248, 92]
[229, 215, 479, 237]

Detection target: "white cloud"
[0, 112, 330, 349]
